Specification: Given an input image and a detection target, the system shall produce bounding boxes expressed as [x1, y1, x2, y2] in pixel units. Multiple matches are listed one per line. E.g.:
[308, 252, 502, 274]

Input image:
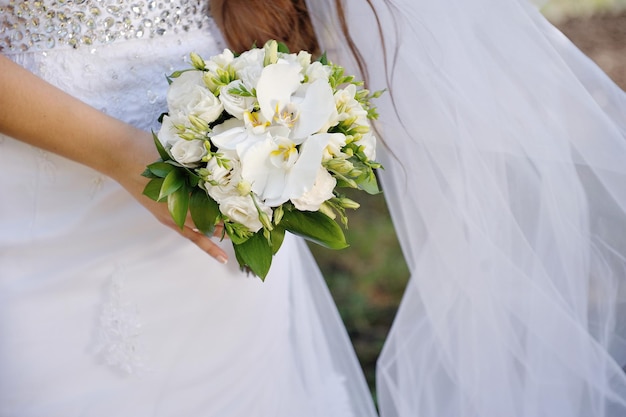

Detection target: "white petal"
[291, 79, 336, 139]
[157, 115, 179, 146]
[240, 136, 281, 201]
[256, 63, 302, 121]
[283, 133, 332, 201]
[210, 119, 247, 150]
[212, 117, 245, 134]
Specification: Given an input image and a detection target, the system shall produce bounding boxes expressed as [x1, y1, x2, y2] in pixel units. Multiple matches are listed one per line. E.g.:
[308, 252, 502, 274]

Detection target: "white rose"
[219, 194, 272, 232]
[292, 167, 337, 211]
[205, 154, 243, 203]
[170, 139, 206, 166]
[306, 61, 331, 83]
[219, 80, 257, 119]
[157, 115, 181, 146]
[237, 65, 263, 91]
[167, 71, 224, 124]
[232, 48, 265, 71]
[207, 182, 235, 204]
[205, 49, 235, 73]
[276, 54, 294, 65]
[358, 131, 377, 160]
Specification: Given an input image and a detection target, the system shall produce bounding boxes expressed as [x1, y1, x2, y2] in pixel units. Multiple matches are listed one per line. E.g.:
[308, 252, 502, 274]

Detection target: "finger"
[188, 222, 225, 239]
[180, 226, 229, 264]
[212, 222, 225, 238]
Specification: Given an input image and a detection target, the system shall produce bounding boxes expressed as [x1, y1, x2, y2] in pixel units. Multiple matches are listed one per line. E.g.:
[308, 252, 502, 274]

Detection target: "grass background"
[310, 1, 626, 394]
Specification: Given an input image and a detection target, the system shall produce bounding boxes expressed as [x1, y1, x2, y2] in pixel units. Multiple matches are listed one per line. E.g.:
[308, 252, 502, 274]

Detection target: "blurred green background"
[311, 0, 626, 394]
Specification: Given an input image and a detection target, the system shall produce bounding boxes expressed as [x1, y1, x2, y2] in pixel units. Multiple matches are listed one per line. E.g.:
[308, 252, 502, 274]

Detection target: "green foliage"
[281, 208, 349, 250]
[189, 188, 219, 234]
[152, 132, 171, 161]
[142, 178, 165, 201]
[159, 169, 185, 200]
[145, 161, 175, 178]
[228, 83, 256, 97]
[269, 226, 286, 255]
[167, 184, 190, 229]
[233, 231, 273, 280]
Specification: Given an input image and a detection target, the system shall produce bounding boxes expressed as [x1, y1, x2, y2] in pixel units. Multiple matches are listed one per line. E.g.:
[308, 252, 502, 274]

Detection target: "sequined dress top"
[0, 0, 212, 53]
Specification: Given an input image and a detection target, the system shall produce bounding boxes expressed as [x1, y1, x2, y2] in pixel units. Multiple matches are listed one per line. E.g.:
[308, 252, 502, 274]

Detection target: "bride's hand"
[114, 130, 229, 265]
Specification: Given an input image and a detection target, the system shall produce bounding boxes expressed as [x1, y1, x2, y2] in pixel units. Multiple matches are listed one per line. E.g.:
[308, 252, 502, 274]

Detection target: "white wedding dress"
[0, 2, 376, 416]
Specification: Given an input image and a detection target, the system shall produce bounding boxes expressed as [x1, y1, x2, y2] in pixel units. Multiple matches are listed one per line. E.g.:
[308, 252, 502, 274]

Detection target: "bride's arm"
[0, 54, 228, 264]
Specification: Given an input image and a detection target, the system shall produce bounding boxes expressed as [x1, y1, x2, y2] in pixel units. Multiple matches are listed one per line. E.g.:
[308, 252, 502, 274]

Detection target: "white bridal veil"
[306, 0, 626, 416]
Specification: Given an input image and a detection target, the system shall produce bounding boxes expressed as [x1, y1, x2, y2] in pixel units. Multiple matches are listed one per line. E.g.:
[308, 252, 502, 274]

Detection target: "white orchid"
[230, 62, 336, 205]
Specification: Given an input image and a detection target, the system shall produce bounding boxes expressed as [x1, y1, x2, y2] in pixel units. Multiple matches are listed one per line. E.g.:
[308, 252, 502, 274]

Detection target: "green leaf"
[233, 232, 273, 280]
[167, 185, 190, 229]
[143, 178, 165, 201]
[141, 167, 159, 179]
[276, 41, 290, 53]
[152, 131, 171, 161]
[318, 52, 328, 65]
[188, 174, 200, 188]
[357, 171, 381, 195]
[147, 161, 175, 178]
[158, 169, 185, 200]
[270, 226, 286, 255]
[281, 210, 348, 250]
[189, 188, 219, 234]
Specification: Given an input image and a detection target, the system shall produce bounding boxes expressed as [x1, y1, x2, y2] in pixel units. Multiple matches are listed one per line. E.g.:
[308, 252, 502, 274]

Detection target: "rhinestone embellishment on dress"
[0, 0, 210, 53]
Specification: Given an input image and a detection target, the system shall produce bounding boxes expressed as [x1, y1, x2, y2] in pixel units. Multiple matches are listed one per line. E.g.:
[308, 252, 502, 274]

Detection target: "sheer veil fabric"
[307, 0, 626, 416]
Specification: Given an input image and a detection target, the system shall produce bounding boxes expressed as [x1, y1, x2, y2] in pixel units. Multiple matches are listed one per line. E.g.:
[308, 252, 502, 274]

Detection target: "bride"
[0, 0, 376, 416]
[3, 0, 626, 416]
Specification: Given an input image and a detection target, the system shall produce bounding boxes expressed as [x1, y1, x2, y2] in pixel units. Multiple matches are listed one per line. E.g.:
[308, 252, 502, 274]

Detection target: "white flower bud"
[190, 52, 206, 70]
[263, 40, 279, 66]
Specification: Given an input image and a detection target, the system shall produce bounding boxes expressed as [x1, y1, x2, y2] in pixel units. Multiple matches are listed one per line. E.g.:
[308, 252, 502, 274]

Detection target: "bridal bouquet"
[143, 40, 382, 279]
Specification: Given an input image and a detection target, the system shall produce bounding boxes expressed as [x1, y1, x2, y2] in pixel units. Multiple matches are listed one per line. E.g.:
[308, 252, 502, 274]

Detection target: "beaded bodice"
[0, 0, 210, 53]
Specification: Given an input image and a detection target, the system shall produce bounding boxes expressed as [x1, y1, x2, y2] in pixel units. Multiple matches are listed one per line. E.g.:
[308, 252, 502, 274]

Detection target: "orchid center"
[273, 103, 300, 128]
[244, 111, 270, 132]
[270, 139, 298, 168]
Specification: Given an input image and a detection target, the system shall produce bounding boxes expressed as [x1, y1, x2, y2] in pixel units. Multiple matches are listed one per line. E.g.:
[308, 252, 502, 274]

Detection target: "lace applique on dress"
[89, 175, 105, 197]
[36, 149, 57, 183]
[95, 264, 147, 375]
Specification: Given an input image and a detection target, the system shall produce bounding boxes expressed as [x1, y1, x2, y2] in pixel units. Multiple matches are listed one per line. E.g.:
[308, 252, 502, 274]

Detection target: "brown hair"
[210, 0, 320, 55]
